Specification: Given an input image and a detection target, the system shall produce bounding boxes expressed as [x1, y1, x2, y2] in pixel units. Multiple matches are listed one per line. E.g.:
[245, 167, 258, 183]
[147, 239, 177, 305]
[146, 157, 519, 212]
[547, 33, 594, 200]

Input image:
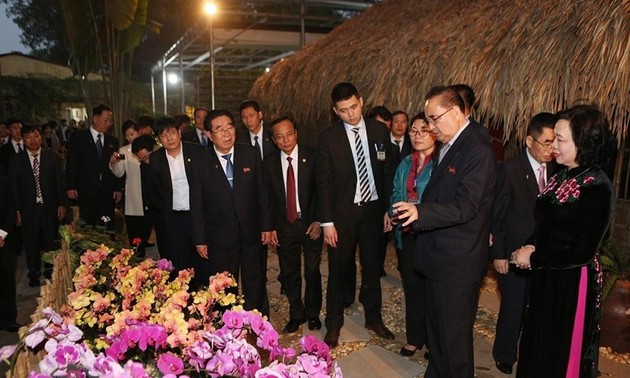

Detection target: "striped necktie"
[351, 128, 371, 203]
[32, 153, 43, 203]
[96, 133, 103, 158]
[222, 153, 234, 188]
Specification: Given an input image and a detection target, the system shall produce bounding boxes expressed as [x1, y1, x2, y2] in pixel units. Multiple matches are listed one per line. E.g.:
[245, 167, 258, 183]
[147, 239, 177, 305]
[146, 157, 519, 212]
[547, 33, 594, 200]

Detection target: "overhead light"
[167, 73, 179, 84]
[204, 2, 218, 15]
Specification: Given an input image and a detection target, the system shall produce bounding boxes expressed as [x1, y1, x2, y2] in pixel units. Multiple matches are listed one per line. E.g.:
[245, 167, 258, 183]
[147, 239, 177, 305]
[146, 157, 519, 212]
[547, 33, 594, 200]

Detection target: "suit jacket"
[490, 151, 557, 260]
[190, 143, 272, 250]
[470, 117, 491, 139]
[391, 134, 413, 164]
[0, 142, 21, 171]
[236, 127, 278, 160]
[66, 128, 121, 196]
[145, 142, 204, 225]
[316, 118, 396, 224]
[8, 150, 65, 217]
[182, 128, 208, 146]
[263, 145, 318, 229]
[0, 175, 15, 246]
[413, 123, 496, 284]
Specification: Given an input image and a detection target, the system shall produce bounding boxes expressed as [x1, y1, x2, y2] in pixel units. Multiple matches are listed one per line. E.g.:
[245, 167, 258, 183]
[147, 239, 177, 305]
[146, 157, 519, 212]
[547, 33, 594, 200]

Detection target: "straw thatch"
[250, 0, 630, 144]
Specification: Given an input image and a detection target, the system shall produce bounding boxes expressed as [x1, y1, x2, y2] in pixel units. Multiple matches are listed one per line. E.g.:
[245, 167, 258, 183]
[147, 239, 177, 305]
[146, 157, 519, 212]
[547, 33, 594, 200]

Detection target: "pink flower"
[157, 259, 174, 271]
[0, 344, 17, 360]
[157, 352, 184, 375]
[223, 311, 244, 329]
[584, 176, 595, 184]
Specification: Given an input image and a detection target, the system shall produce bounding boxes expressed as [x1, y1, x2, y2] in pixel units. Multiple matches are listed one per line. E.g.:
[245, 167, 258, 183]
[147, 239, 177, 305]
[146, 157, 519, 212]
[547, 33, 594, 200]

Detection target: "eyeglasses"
[426, 107, 453, 125]
[533, 138, 554, 149]
[409, 128, 431, 137]
[273, 130, 296, 140]
[211, 125, 235, 135]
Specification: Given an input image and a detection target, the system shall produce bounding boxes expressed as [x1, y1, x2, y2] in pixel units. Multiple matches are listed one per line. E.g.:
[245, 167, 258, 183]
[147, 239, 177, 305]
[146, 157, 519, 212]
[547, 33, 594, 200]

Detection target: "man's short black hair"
[137, 115, 155, 128]
[425, 86, 466, 113]
[5, 118, 21, 128]
[450, 84, 475, 112]
[331, 82, 360, 104]
[131, 134, 157, 154]
[154, 117, 178, 136]
[270, 116, 297, 130]
[204, 109, 235, 131]
[21, 124, 42, 136]
[174, 114, 191, 128]
[93, 104, 112, 116]
[367, 106, 392, 122]
[526, 112, 558, 138]
[239, 100, 261, 113]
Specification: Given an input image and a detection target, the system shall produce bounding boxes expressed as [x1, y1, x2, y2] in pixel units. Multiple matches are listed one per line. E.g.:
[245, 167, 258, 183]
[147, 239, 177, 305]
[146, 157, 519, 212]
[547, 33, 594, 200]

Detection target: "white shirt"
[89, 126, 103, 145]
[27, 148, 44, 203]
[344, 118, 379, 203]
[166, 145, 190, 211]
[11, 139, 22, 153]
[214, 145, 235, 178]
[110, 145, 144, 216]
[281, 146, 302, 214]
[390, 133, 406, 152]
[526, 148, 547, 187]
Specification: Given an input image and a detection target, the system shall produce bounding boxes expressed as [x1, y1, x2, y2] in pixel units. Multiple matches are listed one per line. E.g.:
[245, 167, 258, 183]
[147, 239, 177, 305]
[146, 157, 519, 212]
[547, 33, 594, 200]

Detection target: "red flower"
[132, 238, 142, 246]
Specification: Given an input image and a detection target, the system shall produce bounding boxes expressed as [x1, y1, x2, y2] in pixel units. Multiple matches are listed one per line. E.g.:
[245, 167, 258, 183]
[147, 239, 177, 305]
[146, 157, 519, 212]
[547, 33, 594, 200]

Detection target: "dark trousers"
[166, 211, 210, 290]
[78, 188, 115, 230]
[425, 279, 480, 378]
[22, 205, 55, 279]
[325, 200, 383, 331]
[124, 215, 151, 258]
[493, 268, 529, 365]
[277, 218, 323, 321]
[397, 232, 427, 348]
[0, 245, 17, 324]
[209, 239, 269, 317]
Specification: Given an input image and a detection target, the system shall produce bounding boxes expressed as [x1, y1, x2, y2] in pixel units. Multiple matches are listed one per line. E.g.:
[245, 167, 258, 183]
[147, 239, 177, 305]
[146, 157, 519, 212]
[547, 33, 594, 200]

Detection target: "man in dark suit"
[490, 112, 558, 374]
[145, 117, 205, 286]
[391, 110, 412, 163]
[264, 116, 323, 333]
[182, 107, 210, 147]
[8, 125, 66, 287]
[191, 109, 273, 315]
[394, 86, 495, 377]
[0, 174, 20, 332]
[66, 104, 121, 229]
[238, 100, 277, 160]
[0, 119, 24, 171]
[317, 82, 396, 348]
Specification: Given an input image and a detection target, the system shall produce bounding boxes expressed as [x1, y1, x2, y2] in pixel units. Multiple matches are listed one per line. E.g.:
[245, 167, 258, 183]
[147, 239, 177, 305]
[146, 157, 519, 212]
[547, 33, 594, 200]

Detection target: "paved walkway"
[2, 243, 629, 377]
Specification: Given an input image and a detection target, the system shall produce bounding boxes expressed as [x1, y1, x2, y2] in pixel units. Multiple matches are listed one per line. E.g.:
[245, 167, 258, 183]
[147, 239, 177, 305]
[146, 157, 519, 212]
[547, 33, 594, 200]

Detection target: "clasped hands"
[510, 245, 535, 270]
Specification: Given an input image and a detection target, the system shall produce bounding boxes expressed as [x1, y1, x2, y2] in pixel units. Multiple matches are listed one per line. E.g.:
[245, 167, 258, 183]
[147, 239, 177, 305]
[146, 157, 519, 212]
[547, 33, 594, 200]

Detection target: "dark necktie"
[201, 134, 208, 148]
[96, 133, 103, 158]
[254, 136, 262, 158]
[17, 142, 23, 153]
[351, 128, 371, 203]
[32, 153, 42, 203]
[395, 139, 401, 152]
[222, 153, 234, 188]
[286, 157, 298, 223]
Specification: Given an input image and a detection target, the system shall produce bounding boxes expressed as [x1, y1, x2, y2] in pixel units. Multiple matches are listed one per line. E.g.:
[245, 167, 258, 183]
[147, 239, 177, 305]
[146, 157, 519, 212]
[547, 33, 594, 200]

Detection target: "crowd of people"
[0, 82, 616, 378]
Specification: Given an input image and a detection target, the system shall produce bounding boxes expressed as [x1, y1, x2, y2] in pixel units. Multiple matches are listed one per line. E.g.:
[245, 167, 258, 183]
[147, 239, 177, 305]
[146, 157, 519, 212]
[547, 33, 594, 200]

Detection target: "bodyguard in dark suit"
[0, 119, 24, 171]
[9, 125, 66, 287]
[490, 113, 558, 375]
[182, 107, 210, 147]
[391, 110, 412, 163]
[191, 109, 273, 315]
[317, 83, 396, 348]
[264, 117, 323, 333]
[238, 100, 278, 160]
[394, 86, 495, 377]
[145, 117, 205, 286]
[0, 174, 20, 332]
[66, 104, 121, 228]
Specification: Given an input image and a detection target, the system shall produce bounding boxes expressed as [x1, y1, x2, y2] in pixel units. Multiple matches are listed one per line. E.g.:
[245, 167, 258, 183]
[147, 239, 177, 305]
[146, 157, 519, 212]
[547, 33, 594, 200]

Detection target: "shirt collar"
[214, 145, 235, 160]
[444, 120, 470, 146]
[281, 145, 299, 161]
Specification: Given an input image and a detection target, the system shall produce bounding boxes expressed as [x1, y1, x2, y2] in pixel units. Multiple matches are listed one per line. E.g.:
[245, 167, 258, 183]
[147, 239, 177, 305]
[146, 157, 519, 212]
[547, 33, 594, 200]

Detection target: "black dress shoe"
[400, 345, 417, 357]
[324, 330, 340, 348]
[29, 278, 41, 287]
[495, 361, 513, 374]
[283, 319, 306, 333]
[343, 301, 354, 309]
[0, 321, 21, 333]
[365, 322, 395, 340]
[307, 318, 322, 330]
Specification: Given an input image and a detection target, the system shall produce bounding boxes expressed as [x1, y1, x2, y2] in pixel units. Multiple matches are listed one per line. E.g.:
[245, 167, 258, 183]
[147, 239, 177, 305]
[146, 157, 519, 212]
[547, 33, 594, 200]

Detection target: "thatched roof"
[249, 0, 630, 144]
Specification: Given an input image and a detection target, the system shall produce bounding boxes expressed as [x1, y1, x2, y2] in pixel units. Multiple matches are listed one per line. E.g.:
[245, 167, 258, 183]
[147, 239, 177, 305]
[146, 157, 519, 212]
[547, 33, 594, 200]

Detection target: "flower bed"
[1, 242, 342, 377]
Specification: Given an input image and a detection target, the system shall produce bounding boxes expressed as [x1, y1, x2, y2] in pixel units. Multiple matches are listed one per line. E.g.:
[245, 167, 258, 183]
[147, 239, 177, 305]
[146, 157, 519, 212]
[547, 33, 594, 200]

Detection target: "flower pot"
[600, 279, 630, 353]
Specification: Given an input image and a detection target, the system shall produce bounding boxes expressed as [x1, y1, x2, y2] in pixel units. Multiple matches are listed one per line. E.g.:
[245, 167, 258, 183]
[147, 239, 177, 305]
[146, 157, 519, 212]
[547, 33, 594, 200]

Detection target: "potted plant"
[599, 239, 630, 353]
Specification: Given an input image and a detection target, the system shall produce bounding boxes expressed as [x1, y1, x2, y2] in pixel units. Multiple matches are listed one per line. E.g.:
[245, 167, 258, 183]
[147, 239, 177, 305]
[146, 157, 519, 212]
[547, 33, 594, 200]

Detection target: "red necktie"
[286, 157, 298, 223]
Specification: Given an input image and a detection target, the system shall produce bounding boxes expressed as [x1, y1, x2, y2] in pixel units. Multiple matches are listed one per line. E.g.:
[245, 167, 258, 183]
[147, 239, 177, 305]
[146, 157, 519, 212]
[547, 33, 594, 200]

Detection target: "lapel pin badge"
[243, 167, 251, 173]
[447, 166, 456, 174]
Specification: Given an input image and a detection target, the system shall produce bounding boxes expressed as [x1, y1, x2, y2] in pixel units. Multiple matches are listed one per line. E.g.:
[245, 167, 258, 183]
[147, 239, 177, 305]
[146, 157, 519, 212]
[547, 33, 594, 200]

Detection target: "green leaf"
[603, 272, 620, 301]
[105, 0, 139, 30]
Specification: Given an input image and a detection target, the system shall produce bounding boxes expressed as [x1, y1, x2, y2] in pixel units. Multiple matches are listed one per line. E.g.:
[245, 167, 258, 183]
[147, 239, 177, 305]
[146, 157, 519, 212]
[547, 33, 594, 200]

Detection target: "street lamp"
[204, 1, 218, 109]
[167, 73, 179, 85]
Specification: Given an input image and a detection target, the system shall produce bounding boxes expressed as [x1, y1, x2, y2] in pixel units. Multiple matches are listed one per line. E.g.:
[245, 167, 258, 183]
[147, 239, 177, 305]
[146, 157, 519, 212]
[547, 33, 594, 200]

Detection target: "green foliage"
[600, 239, 630, 300]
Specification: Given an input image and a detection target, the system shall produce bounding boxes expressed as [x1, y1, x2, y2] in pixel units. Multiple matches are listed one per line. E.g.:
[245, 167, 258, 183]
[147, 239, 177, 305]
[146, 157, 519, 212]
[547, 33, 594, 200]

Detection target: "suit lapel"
[297, 147, 309, 210]
[210, 150, 232, 191]
[518, 152, 540, 198]
[425, 125, 473, 192]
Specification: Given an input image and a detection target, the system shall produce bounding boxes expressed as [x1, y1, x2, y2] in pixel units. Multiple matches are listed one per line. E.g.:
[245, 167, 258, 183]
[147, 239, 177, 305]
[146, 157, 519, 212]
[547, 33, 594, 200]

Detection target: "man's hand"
[383, 212, 392, 232]
[323, 225, 338, 248]
[261, 231, 272, 245]
[16, 211, 22, 227]
[306, 222, 321, 240]
[67, 189, 78, 200]
[109, 152, 120, 166]
[0, 238, 4, 248]
[392, 201, 419, 227]
[489, 233, 494, 247]
[269, 230, 279, 247]
[113, 191, 123, 203]
[57, 206, 66, 221]
[494, 259, 509, 275]
[196, 245, 208, 259]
